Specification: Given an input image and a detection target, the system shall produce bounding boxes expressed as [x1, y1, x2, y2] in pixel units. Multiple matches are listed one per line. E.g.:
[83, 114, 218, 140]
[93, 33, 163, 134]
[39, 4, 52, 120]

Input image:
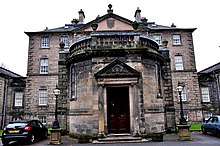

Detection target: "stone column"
[132, 84, 140, 136]
[98, 85, 105, 137]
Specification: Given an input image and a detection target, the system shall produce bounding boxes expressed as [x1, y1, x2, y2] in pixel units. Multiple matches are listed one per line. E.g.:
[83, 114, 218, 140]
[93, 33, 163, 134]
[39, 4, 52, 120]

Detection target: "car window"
[37, 121, 43, 128]
[30, 121, 37, 127]
[213, 117, 218, 123]
[6, 123, 27, 128]
[207, 117, 213, 123]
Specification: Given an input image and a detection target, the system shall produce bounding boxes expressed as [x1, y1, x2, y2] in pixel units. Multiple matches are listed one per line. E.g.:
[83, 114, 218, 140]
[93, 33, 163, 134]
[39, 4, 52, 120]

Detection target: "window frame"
[174, 55, 184, 70]
[41, 36, 50, 48]
[38, 116, 47, 125]
[40, 58, 49, 74]
[154, 34, 162, 45]
[60, 35, 69, 47]
[38, 87, 48, 106]
[172, 34, 181, 45]
[14, 92, 23, 107]
[201, 87, 210, 102]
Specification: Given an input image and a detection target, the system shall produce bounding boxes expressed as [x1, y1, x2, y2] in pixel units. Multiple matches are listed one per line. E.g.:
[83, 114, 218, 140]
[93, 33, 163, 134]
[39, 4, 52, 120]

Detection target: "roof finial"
[107, 4, 113, 13]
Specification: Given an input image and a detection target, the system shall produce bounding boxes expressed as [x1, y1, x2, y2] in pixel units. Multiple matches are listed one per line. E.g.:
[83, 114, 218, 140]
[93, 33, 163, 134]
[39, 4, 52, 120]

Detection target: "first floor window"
[14, 92, 23, 107]
[40, 58, 48, 74]
[174, 55, 183, 70]
[38, 116, 47, 125]
[201, 87, 210, 102]
[39, 88, 47, 106]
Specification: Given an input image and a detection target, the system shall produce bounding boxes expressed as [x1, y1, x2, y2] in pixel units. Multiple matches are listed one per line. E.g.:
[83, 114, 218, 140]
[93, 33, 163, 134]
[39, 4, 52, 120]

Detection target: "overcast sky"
[0, 0, 220, 76]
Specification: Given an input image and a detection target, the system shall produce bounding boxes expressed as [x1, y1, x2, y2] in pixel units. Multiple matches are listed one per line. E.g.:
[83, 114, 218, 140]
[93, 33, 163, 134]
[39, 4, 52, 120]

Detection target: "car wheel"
[216, 129, 220, 138]
[44, 131, 48, 139]
[202, 127, 207, 135]
[2, 140, 9, 146]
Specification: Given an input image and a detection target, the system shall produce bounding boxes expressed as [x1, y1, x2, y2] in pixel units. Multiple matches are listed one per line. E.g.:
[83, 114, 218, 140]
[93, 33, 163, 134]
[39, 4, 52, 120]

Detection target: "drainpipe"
[214, 73, 220, 114]
[1, 77, 9, 129]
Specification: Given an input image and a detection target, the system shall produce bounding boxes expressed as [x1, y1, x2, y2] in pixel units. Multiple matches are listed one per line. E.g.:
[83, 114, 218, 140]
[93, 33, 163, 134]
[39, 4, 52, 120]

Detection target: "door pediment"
[95, 60, 140, 78]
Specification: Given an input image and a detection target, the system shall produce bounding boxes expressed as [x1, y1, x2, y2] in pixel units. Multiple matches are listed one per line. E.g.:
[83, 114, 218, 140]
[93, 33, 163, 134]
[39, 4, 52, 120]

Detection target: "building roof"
[0, 67, 23, 78]
[198, 62, 220, 74]
[24, 7, 196, 35]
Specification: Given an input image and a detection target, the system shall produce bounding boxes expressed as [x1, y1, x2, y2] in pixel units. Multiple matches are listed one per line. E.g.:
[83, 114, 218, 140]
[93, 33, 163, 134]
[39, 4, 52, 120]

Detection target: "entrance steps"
[93, 133, 148, 144]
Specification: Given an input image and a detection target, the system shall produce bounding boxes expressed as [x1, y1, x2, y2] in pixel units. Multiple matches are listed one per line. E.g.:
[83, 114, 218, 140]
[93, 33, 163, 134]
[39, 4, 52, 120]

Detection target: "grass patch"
[176, 123, 201, 131]
[0, 130, 2, 137]
[190, 123, 201, 131]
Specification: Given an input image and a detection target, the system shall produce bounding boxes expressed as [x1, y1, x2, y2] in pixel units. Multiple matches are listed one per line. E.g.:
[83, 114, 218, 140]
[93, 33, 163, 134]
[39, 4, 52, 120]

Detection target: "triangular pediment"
[77, 13, 134, 32]
[95, 60, 140, 78]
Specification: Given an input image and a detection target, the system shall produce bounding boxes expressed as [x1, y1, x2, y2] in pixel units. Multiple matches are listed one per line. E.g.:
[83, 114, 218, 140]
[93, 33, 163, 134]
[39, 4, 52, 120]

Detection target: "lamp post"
[53, 85, 60, 129]
[176, 82, 187, 125]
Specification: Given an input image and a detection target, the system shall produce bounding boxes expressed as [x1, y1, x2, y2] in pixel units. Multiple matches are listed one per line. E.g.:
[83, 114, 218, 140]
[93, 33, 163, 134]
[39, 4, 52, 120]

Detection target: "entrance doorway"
[107, 86, 130, 134]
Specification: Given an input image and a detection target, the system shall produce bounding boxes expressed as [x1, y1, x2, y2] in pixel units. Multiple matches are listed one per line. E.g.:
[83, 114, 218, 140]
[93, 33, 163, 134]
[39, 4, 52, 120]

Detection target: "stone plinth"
[49, 128, 62, 144]
[177, 125, 192, 141]
[152, 131, 165, 142]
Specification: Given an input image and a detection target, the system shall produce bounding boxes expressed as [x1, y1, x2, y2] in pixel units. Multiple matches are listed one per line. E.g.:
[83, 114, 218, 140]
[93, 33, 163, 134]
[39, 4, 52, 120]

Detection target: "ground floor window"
[38, 116, 47, 125]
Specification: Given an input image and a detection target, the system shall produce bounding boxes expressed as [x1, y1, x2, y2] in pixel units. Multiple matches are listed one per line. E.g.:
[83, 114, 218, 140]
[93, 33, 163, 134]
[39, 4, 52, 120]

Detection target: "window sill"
[40, 47, 50, 49]
[172, 44, 182, 46]
[38, 105, 48, 107]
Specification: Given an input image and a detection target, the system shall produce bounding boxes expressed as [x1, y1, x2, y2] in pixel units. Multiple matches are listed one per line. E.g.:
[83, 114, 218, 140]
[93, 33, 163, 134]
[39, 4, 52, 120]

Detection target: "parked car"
[1, 120, 48, 145]
[201, 115, 220, 137]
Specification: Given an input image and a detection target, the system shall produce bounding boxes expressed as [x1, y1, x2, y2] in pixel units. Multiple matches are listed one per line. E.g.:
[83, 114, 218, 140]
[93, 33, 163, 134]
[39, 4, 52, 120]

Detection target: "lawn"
[190, 123, 202, 131]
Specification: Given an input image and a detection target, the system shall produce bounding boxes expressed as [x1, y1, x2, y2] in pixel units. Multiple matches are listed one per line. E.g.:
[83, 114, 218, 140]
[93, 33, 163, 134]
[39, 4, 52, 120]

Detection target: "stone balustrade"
[69, 32, 158, 56]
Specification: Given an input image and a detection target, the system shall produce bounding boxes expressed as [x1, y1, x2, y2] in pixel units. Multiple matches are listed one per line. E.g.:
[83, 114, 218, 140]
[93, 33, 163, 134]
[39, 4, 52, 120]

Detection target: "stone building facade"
[21, 5, 203, 137]
[198, 62, 220, 120]
[0, 67, 26, 129]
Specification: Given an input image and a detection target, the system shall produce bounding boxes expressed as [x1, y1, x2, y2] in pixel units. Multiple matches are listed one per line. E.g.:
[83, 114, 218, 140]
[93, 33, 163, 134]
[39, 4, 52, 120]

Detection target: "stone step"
[93, 134, 148, 144]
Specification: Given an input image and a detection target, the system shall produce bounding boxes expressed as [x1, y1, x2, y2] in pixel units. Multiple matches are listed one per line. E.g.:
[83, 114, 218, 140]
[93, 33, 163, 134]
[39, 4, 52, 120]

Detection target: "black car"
[201, 115, 220, 137]
[1, 120, 48, 145]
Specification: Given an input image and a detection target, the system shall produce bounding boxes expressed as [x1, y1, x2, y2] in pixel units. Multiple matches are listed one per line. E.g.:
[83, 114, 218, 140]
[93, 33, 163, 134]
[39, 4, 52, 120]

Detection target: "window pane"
[15, 92, 23, 107]
[40, 59, 48, 74]
[38, 116, 47, 125]
[201, 87, 210, 102]
[174, 56, 183, 70]
[39, 89, 47, 105]
[172, 34, 181, 45]
[41, 36, 50, 48]
[154, 35, 161, 45]
[60, 36, 69, 47]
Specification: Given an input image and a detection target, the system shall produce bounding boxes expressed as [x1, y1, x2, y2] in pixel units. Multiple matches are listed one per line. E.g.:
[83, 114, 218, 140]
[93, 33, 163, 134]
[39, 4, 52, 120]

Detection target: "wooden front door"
[107, 87, 130, 134]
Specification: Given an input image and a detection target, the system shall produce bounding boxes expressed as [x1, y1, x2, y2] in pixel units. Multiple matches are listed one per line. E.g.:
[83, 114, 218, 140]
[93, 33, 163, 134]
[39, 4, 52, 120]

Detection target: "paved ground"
[1, 132, 220, 146]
